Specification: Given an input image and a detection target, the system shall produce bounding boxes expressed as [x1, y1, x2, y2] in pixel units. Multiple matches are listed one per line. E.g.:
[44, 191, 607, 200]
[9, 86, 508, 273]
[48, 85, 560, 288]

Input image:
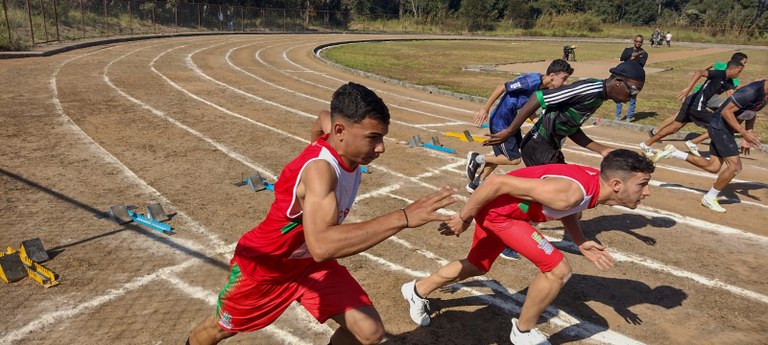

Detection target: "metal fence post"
[25, 0, 34, 44]
[79, 0, 84, 37]
[52, 0, 59, 41]
[152, 0, 156, 34]
[196, 3, 200, 29]
[240, 6, 243, 31]
[103, 0, 107, 36]
[128, 0, 132, 35]
[2, 0, 12, 44]
[39, 0, 48, 41]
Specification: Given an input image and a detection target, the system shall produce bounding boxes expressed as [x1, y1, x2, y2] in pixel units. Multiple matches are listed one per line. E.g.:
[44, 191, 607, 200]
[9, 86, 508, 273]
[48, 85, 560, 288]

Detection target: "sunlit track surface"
[1, 34, 766, 345]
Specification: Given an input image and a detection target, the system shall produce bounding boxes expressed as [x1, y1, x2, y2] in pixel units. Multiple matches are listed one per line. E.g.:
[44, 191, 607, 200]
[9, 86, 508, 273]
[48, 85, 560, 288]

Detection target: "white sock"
[705, 187, 719, 199]
[476, 155, 485, 164]
[671, 150, 688, 160]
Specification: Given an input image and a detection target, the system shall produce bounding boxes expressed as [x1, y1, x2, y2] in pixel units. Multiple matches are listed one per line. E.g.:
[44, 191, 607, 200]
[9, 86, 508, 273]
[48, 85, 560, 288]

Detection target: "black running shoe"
[465, 151, 481, 181]
[466, 178, 481, 193]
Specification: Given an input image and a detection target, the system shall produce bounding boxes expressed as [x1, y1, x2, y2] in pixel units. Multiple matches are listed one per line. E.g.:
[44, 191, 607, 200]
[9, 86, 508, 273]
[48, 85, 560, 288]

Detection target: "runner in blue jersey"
[466, 59, 573, 193]
[484, 61, 645, 167]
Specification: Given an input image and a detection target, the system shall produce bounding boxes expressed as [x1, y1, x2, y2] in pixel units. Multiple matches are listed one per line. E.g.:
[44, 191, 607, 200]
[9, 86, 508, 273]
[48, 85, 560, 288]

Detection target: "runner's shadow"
[721, 181, 766, 203]
[547, 274, 687, 343]
[629, 111, 657, 122]
[540, 214, 675, 246]
[386, 279, 525, 344]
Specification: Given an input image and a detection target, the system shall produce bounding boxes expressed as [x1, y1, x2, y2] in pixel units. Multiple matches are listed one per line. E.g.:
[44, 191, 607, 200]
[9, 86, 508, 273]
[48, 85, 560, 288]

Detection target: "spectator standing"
[615, 35, 647, 122]
[666, 31, 672, 47]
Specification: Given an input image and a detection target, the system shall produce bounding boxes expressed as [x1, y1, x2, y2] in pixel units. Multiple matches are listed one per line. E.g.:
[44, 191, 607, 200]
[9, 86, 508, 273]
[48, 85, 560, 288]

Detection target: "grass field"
[323, 39, 768, 140]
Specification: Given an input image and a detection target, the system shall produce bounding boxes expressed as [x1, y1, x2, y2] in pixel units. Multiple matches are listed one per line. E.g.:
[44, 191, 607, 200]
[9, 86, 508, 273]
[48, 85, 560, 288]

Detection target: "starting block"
[1, 240, 59, 288]
[109, 204, 173, 234]
[444, 130, 487, 143]
[0, 248, 27, 283]
[406, 135, 455, 154]
[360, 166, 370, 174]
[235, 173, 275, 192]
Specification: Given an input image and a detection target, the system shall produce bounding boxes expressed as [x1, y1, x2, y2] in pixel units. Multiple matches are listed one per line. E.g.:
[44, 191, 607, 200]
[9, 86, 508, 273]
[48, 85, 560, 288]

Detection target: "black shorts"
[674, 100, 713, 128]
[707, 126, 739, 158]
[520, 132, 565, 167]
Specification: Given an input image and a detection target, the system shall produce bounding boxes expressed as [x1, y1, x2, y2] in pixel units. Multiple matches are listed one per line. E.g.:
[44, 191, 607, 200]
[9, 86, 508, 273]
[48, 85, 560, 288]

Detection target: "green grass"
[323, 40, 768, 140]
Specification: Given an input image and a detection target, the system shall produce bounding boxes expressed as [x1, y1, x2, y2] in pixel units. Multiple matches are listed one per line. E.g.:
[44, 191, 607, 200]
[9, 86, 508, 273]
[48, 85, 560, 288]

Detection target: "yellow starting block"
[0, 239, 58, 288]
[445, 130, 487, 143]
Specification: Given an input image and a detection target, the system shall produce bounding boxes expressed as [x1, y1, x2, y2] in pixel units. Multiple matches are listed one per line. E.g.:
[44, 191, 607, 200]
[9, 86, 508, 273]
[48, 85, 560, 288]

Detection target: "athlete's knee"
[351, 319, 385, 344]
[459, 259, 487, 278]
[548, 260, 572, 285]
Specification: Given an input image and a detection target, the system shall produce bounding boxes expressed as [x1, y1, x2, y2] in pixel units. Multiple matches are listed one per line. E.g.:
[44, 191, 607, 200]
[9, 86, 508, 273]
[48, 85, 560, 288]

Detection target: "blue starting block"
[407, 135, 455, 154]
[361, 166, 370, 174]
[481, 123, 489, 128]
[109, 204, 172, 234]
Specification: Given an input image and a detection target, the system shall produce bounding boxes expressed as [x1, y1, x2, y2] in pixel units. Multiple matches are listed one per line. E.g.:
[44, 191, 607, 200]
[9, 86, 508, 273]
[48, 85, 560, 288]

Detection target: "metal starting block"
[21, 238, 49, 263]
[407, 135, 455, 153]
[108, 204, 173, 234]
[235, 173, 274, 192]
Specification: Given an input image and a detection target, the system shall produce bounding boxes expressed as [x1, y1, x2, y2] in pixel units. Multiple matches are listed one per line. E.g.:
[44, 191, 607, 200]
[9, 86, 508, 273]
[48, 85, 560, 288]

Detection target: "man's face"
[548, 72, 571, 89]
[610, 77, 644, 103]
[615, 172, 652, 209]
[634, 37, 644, 49]
[726, 65, 744, 79]
[336, 117, 388, 166]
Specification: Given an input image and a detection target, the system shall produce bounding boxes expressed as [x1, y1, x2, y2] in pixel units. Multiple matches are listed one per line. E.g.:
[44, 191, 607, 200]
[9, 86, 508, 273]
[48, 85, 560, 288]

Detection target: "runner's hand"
[743, 131, 762, 148]
[578, 241, 615, 271]
[483, 129, 512, 146]
[438, 213, 471, 237]
[402, 186, 457, 228]
[740, 142, 751, 156]
[473, 109, 489, 127]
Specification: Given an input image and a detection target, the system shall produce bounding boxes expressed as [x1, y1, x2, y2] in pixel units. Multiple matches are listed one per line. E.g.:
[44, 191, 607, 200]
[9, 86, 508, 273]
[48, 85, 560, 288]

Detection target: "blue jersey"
[489, 73, 542, 132]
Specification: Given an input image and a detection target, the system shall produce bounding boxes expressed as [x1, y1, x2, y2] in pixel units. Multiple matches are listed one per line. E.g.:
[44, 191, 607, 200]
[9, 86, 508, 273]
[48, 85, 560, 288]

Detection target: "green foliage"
[535, 12, 603, 33]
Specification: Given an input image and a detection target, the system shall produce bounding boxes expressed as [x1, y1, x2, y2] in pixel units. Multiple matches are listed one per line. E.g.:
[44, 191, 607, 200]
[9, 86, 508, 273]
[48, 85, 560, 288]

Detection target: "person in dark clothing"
[615, 35, 647, 122]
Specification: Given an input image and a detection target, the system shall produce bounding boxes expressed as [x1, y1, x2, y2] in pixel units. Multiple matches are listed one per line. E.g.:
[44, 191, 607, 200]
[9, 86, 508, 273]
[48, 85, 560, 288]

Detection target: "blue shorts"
[489, 110, 522, 160]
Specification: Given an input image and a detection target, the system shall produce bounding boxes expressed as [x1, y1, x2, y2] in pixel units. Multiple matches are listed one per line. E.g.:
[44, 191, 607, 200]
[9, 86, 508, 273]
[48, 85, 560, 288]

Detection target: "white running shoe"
[401, 280, 430, 326]
[510, 318, 550, 345]
[652, 144, 677, 162]
[701, 195, 726, 213]
[639, 142, 654, 157]
[685, 140, 701, 157]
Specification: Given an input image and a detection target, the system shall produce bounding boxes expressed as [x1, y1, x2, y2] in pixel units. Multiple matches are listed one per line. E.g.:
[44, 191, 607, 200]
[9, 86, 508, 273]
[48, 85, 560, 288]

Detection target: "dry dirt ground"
[0, 34, 766, 345]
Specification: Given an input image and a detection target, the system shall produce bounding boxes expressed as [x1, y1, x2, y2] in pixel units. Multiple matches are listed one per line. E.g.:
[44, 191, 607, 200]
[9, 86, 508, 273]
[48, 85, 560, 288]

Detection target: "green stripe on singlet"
[280, 217, 303, 234]
[217, 263, 242, 314]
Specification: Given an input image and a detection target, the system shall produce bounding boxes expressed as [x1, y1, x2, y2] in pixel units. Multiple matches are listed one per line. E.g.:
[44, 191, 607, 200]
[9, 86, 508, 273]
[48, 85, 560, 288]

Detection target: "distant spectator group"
[650, 28, 672, 47]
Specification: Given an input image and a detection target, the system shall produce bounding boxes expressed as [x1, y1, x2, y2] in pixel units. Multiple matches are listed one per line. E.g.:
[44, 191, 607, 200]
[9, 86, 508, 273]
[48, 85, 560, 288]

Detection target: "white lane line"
[618, 205, 768, 244]
[309, 43, 477, 114]
[648, 180, 767, 210]
[359, 251, 643, 345]
[565, 138, 766, 187]
[563, 144, 767, 191]
[546, 236, 768, 305]
[51, 42, 228, 253]
[0, 260, 195, 344]
[109, 43, 281, 180]
[256, 42, 475, 122]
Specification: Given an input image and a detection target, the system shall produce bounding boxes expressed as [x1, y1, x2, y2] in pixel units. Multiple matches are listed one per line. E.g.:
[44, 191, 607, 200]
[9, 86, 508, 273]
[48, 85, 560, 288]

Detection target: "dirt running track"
[1, 34, 766, 345]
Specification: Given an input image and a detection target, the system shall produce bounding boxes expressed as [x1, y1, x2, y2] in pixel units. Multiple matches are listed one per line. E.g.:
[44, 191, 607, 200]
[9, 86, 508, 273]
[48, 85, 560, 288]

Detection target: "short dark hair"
[600, 149, 655, 180]
[546, 59, 574, 76]
[330, 82, 390, 125]
[726, 60, 744, 70]
[730, 52, 748, 62]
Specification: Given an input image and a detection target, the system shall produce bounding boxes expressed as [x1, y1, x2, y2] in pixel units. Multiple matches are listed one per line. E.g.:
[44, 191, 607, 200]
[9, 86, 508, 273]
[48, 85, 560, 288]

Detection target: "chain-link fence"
[0, 0, 351, 50]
